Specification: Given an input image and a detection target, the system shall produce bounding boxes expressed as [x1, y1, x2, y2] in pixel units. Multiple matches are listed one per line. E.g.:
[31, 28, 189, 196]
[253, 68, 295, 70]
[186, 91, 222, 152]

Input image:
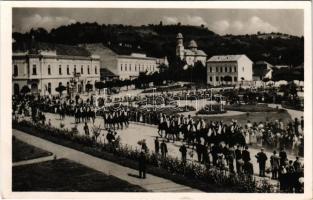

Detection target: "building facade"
[82, 43, 163, 81]
[176, 33, 207, 66]
[12, 42, 100, 96]
[117, 53, 160, 80]
[206, 55, 253, 86]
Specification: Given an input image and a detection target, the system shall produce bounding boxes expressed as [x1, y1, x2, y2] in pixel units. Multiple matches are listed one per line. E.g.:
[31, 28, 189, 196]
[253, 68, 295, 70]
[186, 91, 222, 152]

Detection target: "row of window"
[120, 64, 156, 72]
[208, 66, 237, 73]
[13, 64, 98, 76]
[208, 76, 238, 82]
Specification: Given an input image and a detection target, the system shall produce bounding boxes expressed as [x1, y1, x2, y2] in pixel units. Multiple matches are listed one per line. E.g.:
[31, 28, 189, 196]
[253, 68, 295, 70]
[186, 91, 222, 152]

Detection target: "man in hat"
[255, 148, 268, 177]
[270, 150, 280, 179]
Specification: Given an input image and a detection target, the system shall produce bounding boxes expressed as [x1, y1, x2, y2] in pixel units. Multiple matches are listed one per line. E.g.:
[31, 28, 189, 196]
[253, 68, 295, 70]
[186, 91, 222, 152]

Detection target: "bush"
[196, 104, 227, 115]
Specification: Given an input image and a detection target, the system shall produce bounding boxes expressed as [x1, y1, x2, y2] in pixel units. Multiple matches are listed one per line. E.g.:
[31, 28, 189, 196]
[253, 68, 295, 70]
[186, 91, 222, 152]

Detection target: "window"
[81, 65, 84, 74]
[220, 67, 223, 73]
[95, 66, 97, 74]
[74, 65, 77, 75]
[48, 65, 51, 75]
[125, 64, 127, 71]
[234, 67, 237, 73]
[216, 67, 218, 73]
[209, 67, 212, 73]
[32, 65, 37, 75]
[59, 65, 62, 75]
[234, 77, 237, 82]
[13, 65, 18, 76]
[225, 67, 227, 72]
[216, 76, 219, 81]
[121, 64, 123, 71]
[129, 64, 131, 71]
[229, 67, 232, 73]
[67, 65, 70, 75]
[135, 65, 137, 71]
[87, 65, 90, 74]
[210, 76, 212, 82]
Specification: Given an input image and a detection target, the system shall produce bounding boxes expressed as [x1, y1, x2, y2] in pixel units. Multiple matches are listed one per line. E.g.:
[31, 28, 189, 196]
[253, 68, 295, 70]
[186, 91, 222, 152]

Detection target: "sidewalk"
[13, 129, 202, 192]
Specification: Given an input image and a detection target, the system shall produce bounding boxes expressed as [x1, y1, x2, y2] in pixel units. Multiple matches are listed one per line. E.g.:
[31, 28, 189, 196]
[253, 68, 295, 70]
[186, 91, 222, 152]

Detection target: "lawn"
[194, 109, 292, 125]
[12, 137, 52, 162]
[13, 158, 147, 192]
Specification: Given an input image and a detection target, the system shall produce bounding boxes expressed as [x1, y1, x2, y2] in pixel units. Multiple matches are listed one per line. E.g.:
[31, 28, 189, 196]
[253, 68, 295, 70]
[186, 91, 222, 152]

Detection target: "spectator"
[160, 140, 168, 158]
[138, 150, 146, 179]
[154, 137, 160, 154]
[255, 148, 267, 177]
[270, 150, 280, 180]
[179, 144, 187, 163]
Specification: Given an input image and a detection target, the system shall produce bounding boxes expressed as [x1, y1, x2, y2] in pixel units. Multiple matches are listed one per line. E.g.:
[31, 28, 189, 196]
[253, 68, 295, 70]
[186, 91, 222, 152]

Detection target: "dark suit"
[139, 152, 146, 178]
[242, 150, 251, 163]
[256, 152, 267, 177]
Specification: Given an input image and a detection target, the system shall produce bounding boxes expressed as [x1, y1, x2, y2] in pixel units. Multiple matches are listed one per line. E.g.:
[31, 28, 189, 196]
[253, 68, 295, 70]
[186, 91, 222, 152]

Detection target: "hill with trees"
[13, 22, 304, 68]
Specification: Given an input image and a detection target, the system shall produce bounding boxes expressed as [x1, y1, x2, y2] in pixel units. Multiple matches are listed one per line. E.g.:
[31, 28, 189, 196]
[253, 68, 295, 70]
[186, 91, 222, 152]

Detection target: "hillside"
[12, 22, 304, 67]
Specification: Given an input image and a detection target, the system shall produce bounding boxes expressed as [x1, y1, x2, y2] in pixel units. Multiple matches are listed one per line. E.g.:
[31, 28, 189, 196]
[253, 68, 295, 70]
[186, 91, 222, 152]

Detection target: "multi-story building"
[176, 33, 207, 66]
[12, 42, 100, 96]
[82, 43, 165, 80]
[206, 55, 253, 86]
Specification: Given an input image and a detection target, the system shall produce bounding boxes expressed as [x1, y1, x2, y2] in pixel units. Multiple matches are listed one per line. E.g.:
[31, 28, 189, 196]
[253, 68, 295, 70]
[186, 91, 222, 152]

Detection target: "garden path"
[13, 155, 55, 167]
[13, 129, 202, 192]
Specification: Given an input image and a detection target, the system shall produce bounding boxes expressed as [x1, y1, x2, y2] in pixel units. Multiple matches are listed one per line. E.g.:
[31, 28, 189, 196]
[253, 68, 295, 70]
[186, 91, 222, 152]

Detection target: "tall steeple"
[176, 33, 184, 60]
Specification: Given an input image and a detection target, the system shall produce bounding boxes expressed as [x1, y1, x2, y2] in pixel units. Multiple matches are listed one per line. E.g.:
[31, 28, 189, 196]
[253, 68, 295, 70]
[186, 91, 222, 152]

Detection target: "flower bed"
[196, 104, 227, 115]
[224, 104, 282, 112]
[13, 120, 275, 193]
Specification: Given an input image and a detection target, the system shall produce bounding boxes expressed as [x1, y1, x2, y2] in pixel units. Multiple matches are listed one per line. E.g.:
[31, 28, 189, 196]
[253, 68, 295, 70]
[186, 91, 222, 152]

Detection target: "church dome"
[188, 40, 198, 48]
[176, 33, 183, 39]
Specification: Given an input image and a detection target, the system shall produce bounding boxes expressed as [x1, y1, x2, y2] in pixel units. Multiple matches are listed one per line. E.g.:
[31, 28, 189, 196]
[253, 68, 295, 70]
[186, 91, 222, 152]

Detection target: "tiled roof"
[207, 55, 244, 62]
[13, 41, 91, 57]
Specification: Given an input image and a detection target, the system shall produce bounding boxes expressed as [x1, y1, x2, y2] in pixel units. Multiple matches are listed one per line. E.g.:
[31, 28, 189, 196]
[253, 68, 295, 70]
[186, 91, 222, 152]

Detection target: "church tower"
[176, 33, 184, 60]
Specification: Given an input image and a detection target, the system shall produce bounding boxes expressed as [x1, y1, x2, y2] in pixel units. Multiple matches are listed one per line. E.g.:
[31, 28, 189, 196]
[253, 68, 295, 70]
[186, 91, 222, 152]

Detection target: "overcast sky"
[13, 8, 303, 36]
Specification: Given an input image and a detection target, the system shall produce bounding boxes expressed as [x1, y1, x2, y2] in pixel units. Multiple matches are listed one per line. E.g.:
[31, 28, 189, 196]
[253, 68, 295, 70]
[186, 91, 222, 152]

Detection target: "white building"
[82, 43, 165, 80]
[206, 55, 253, 86]
[12, 42, 100, 96]
[176, 33, 207, 66]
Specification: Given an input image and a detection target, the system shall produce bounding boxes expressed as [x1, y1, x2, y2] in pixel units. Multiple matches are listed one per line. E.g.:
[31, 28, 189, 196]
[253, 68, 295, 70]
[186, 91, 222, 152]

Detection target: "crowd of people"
[12, 91, 304, 192]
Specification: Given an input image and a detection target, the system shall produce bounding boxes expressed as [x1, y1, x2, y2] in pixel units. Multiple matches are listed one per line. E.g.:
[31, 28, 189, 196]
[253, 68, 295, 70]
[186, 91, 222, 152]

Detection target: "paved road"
[13, 129, 202, 192]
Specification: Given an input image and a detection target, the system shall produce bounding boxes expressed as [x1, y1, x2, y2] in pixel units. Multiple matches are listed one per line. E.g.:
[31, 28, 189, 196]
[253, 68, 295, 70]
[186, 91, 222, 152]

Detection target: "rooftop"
[207, 55, 245, 62]
[13, 41, 92, 57]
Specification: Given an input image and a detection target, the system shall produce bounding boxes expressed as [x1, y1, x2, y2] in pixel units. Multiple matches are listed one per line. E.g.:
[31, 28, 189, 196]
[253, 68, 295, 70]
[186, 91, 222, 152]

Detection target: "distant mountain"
[12, 22, 304, 67]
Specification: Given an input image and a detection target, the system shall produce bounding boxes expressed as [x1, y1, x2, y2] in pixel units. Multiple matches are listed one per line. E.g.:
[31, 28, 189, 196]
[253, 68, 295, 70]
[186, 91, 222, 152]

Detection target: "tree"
[55, 85, 67, 96]
[95, 81, 105, 95]
[20, 85, 30, 94]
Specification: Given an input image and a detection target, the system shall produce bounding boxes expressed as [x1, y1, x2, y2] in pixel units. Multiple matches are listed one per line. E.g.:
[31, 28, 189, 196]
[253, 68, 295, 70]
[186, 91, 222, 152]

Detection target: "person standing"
[138, 150, 146, 179]
[160, 140, 168, 158]
[154, 137, 160, 154]
[235, 145, 242, 174]
[242, 146, 251, 163]
[279, 147, 288, 166]
[270, 150, 280, 179]
[84, 122, 89, 136]
[179, 144, 187, 163]
[255, 148, 268, 177]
